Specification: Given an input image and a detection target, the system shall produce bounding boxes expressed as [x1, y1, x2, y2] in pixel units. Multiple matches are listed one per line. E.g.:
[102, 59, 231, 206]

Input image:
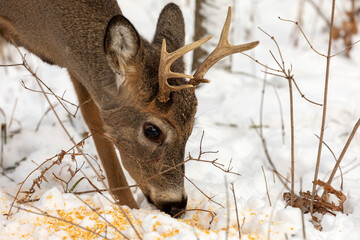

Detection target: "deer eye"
[143, 123, 164, 143]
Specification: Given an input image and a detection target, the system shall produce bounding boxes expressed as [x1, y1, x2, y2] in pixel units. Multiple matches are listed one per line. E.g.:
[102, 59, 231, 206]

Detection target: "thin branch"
[326, 118, 360, 187]
[230, 182, 241, 239]
[251, 119, 292, 192]
[311, 0, 336, 214]
[299, 178, 307, 240]
[314, 134, 344, 190]
[7, 134, 92, 218]
[262, 166, 272, 207]
[290, 77, 322, 106]
[278, 17, 360, 58]
[10, 44, 108, 199]
[8, 98, 18, 129]
[278, 17, 327, 57]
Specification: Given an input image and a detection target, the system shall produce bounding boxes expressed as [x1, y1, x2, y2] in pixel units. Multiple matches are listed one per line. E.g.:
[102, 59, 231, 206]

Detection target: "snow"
[1, 0, 360, 239]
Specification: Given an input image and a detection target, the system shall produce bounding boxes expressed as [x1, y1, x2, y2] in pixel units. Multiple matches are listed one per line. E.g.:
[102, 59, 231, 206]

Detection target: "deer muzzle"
[146, 192, 188, 217]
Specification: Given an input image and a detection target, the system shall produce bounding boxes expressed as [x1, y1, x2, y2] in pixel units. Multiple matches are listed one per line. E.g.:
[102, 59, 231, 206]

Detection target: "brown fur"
[0, 1, 195, 215]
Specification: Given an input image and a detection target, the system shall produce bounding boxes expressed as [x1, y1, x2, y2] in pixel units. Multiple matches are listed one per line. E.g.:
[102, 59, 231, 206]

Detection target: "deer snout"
[146, 190, 188, 217]
[158, 195, 188, 217]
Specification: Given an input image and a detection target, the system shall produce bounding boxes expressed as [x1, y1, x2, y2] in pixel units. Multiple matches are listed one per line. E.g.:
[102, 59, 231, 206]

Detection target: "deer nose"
[159, 195, 188, 218]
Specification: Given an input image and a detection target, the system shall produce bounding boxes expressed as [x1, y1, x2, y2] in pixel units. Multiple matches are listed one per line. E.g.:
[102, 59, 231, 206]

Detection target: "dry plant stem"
[262, 166, 272, 207]
[21, 80, 83, 118]
[290, 76, 322, 106]
[314, 134, 344, 190]
[279, 17, 360, 58]
[77, 135, 238, 195]
[251, 119, 291, 192]
[15, 206, 109, 239]
[326, 118, 360, 187]
[279, 17, 326, 58]
[260, 69, 267, 136]
[230, 182, 241, 239]
[288, 74, 295, 207]
[8, 98, 17, 129]
[225, 177, 229, 240]
[20, 75, 80, 118]
[7, 134, 92, 218]
[35, 103, 59, 131]
[11, 45, 108, 195]
[310, 0, 336, 215]
[0, 124, 5, 174]
[78, 131, 236, 212]
[259, 28, 295, 206]
[300, 179, 306, 240]
[241, 52, 281, 73]
[0, 63, 23, 67]
[174, 167, 225, 208]
[251, 28, 322, 107]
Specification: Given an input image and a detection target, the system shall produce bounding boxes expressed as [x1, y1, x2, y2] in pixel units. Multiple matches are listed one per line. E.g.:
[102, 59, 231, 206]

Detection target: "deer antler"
[157, 36, 212, 103]
[157, 6, 259, 103]
[190, 7, 259, 86]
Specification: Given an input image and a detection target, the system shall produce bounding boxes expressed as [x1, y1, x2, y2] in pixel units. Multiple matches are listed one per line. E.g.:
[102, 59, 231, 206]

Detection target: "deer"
[0, 1, 258, 216]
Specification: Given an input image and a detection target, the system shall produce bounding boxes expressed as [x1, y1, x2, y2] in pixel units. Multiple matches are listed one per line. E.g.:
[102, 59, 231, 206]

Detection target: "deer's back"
[0, 0, 121, 81]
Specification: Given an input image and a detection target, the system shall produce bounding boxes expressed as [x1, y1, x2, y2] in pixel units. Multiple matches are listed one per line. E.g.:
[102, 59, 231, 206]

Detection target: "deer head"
[102, 4, 258, 216]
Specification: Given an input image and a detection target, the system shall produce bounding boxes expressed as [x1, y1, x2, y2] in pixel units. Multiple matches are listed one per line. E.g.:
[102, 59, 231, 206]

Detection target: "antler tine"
[157, 35, 212, 102]
[190, 7, 260, 86]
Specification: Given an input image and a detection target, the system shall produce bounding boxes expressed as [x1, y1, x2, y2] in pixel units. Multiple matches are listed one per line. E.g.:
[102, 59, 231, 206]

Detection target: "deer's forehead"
[167, 89, 197, 133]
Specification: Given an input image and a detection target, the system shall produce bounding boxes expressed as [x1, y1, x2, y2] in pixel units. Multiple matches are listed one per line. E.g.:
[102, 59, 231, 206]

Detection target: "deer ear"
[104, 15, 141, 89]
[153, 3, 185, 52]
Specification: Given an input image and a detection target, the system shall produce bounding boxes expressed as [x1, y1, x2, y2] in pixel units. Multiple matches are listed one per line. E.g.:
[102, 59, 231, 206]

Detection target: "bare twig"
[7, 134, 92, 218]
[311, 0, 336, 214]
[278, 17, 327, 57]
[300, 179, 307, 240]
[224, 177, 230, 240]
[260, 68, 267, 136]
[230, 182, 241, 239]
[262, 166, 272, 207]
[314, 134, 344, 190]
[326, 118, 360, 187]
[8, 98, 18, 129]
[278, 17, 360, 58]
[9, 44, 108, 199]
[20, 78, 81, 118]
[251, 119, 291, 192]
[258, 28, 296, 206]
[35, 103, 59, 131]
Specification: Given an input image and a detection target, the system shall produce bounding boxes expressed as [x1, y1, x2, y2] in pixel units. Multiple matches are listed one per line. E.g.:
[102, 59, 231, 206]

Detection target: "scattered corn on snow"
[0, 188, 298, 239]
[2, 0, 360, 239]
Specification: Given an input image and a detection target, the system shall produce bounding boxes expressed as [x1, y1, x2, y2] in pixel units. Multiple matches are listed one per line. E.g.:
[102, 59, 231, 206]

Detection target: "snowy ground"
[1, 0, 360, 239]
